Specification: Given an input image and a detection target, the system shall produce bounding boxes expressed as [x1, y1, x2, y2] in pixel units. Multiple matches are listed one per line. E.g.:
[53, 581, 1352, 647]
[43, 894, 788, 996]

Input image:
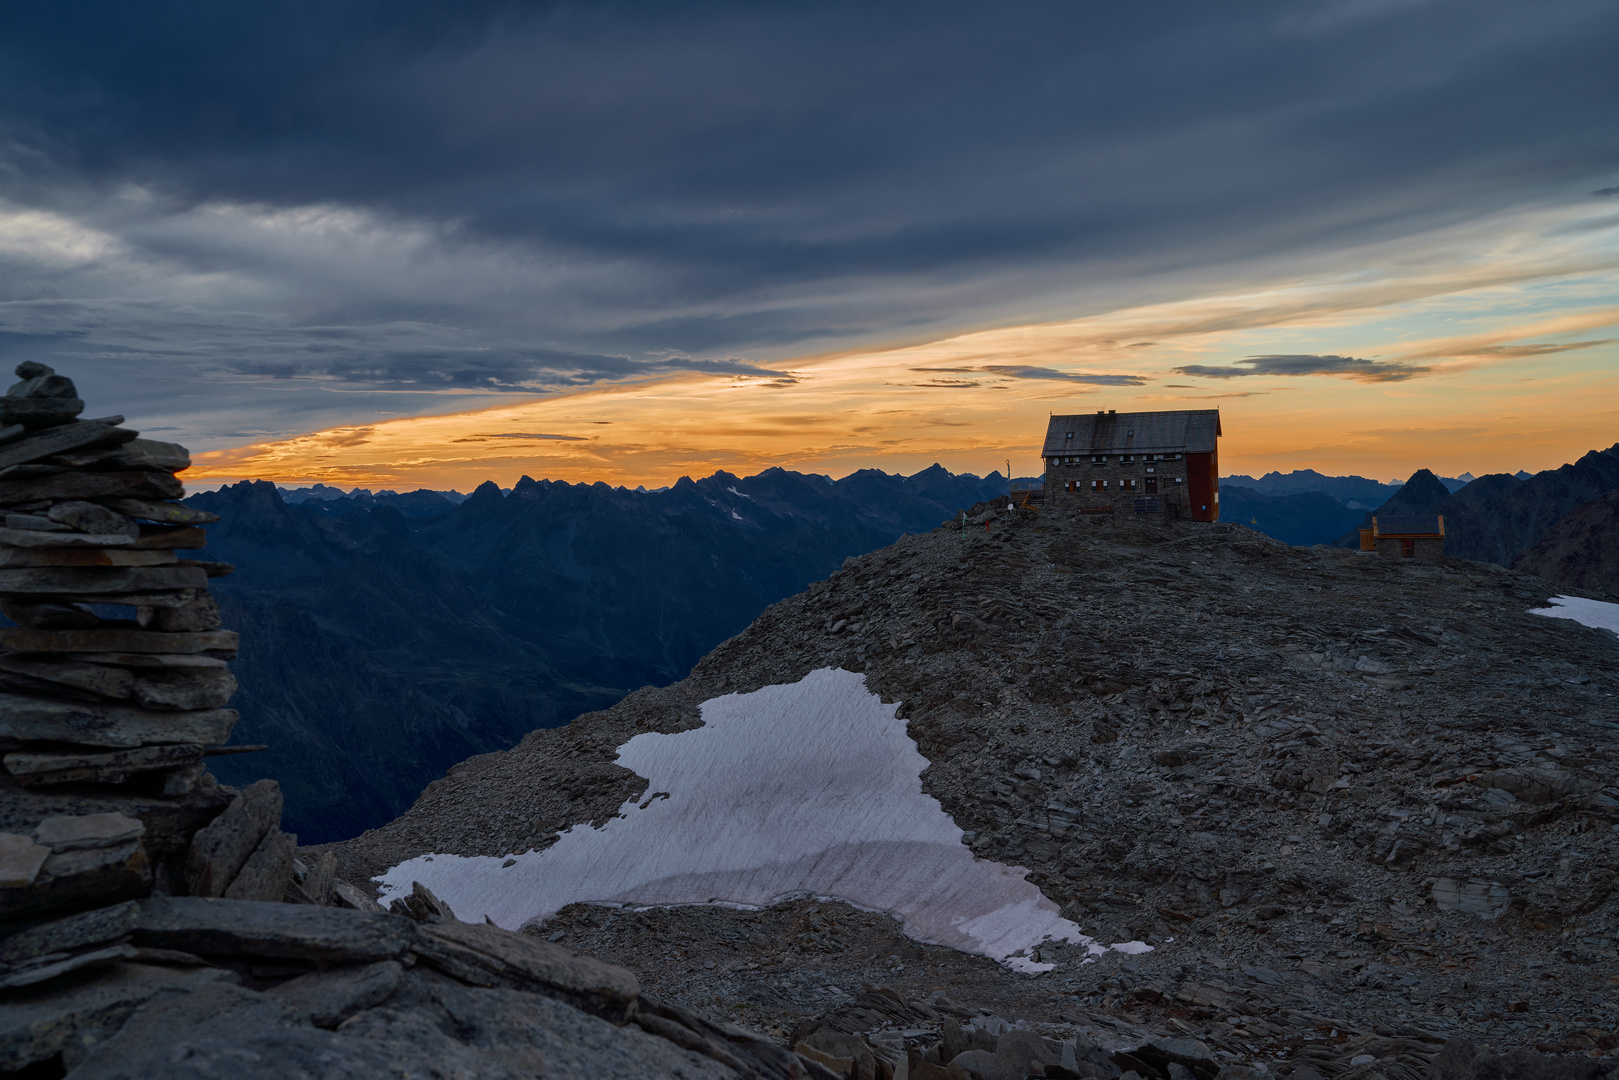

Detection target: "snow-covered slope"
[377, 668, 1145, 971]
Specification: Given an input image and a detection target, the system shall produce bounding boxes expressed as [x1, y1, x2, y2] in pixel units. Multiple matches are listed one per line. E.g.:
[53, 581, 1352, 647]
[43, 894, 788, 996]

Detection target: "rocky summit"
[330, 499, 1619, 1078]
[5, 367, 1617, 1079]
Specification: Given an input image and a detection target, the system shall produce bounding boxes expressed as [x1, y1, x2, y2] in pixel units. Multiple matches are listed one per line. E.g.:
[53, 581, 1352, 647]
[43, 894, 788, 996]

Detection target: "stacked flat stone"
[0, 361, 285, 923]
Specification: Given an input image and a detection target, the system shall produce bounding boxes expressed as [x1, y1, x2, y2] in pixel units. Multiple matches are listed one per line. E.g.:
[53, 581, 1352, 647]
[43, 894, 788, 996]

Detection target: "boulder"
[185, 779, 283, 897]
[222, 827, 297, 903]
[134, 897, 414, 963]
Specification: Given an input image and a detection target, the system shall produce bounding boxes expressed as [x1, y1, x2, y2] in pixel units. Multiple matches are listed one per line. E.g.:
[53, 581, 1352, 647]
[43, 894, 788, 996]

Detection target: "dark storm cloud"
[0, 0, 1616, 440]
[1174, 355, 1431, 383]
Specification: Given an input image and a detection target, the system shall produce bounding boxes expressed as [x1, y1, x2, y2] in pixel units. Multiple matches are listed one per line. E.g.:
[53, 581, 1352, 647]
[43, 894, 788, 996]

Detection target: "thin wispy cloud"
[1173, 354, 1431, 383]
[909, 366, 1147, 385]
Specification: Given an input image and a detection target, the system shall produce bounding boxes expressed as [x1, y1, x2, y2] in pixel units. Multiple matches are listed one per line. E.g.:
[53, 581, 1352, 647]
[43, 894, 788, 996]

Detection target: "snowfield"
[1529, 595, 1619, 636]
[376, 667, 1145, 971]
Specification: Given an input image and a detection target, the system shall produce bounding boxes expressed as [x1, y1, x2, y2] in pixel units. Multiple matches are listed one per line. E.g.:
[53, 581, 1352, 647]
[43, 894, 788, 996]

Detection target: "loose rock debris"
[335, 498, 1619, 1077]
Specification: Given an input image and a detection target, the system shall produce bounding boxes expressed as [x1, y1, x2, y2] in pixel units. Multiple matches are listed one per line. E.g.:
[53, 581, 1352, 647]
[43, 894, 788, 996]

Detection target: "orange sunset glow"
[190, 245, 1619, 491]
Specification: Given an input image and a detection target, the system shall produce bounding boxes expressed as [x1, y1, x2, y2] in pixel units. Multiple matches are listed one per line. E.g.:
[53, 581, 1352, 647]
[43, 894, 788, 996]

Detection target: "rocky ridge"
[1513, 490, 1619, 599]
[334, 499, 1619, 1078]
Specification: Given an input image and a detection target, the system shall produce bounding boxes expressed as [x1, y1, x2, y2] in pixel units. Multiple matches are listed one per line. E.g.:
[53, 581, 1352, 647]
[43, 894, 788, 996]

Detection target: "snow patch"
[725, 485, 753, 500]
[1529, 595, 1619, 636]
[376, 667, 1142, 971]
[731, 509, 744, 521]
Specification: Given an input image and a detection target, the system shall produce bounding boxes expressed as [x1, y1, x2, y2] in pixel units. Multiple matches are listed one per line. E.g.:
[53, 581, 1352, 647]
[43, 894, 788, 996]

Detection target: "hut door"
[1145, 477, 1158, 494]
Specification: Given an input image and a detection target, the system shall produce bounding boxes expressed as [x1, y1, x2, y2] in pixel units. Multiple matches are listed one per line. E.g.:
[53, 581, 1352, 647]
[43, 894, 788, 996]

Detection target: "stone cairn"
[0, 363, 356, 975]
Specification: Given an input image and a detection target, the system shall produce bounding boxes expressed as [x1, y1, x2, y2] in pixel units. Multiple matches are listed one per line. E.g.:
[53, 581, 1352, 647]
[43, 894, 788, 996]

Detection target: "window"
[1120, 454, 1134, 463]
[1145, 466, 1156, 474]
[1064, 480, 1077, 492]
[1091, 455, 1106, 465]
[1120, 478, 1138, 492]
[1064, 432, 1074, 442]
[1174, 477, 1184, 484]
[1091, 479, 1107, 492]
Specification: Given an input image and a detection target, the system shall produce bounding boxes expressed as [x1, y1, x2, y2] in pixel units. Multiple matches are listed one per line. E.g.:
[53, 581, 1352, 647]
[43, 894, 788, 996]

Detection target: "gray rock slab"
[0, 626, 238, 654]
[412, 919, 640, 1022]
[135, 897, 415, 963]
[75, 651, 227, 668]
[0, 900, 140, 968]
[0, 468, 183, 506]
[0, 784, 231, 860]
[186, 779, 282, 897]
[100, 497, 218, 525]
[0, 653, 134, 698]
[0, 691, 237, 747]
[3, 743, 203, 786]
[268, 959, 405, 1027]
[0, 943, 136, 990]
[89, 439, 191, 472]
[0, 546, 175, 567]
[45, 500, 137, 537]
[0, 564, 207, 595]
[0, 830, 50, 887]
[0, 840, 151, 920]
[33, 811, 145, 852]
[0, 526, 133, 548]
[0, 961, 238, 1074]
[0, 420, 131, 473]
[133, 666, 237, 710]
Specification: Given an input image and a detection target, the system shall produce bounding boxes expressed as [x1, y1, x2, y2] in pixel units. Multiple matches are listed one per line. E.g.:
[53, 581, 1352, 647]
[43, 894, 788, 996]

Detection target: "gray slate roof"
[1374, 515, 1444, 536]
[1043, 410, 1221, 456]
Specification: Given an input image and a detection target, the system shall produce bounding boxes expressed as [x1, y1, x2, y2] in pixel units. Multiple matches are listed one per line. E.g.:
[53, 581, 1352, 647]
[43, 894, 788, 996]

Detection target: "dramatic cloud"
[0, 1, 1615, 449]
[1174, 354, 1431, 383]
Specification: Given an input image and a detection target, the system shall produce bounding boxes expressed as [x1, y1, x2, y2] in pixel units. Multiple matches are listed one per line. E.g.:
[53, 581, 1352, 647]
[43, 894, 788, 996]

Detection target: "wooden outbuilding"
[1360, 515, 1445, 561]
[1041, 409, 1221, 520]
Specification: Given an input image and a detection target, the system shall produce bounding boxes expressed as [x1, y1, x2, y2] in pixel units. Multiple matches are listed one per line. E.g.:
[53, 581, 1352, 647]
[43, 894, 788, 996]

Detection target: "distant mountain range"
[1327, 445, 1619, 565]
[187, 466, 1010, 842]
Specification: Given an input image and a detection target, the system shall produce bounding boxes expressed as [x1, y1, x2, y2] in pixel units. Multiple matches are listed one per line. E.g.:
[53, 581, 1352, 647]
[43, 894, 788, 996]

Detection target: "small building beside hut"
[1360, 514, 1445, 561]
[1042, 409, 1221, 520]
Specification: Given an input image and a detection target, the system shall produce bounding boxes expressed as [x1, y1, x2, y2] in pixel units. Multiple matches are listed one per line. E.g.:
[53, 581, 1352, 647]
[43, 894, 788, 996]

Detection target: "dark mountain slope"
[1218, 486, 1365, 546]
[187, 466, 1005, 841]
[1438, 444, 1619, 564]
[1221, 468, 1399, 506]
[1512, 488, 1619, 597]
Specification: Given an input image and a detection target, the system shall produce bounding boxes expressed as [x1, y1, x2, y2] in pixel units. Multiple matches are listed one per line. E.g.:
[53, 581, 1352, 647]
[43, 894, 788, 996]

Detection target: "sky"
[1, 1, 1616, 491]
